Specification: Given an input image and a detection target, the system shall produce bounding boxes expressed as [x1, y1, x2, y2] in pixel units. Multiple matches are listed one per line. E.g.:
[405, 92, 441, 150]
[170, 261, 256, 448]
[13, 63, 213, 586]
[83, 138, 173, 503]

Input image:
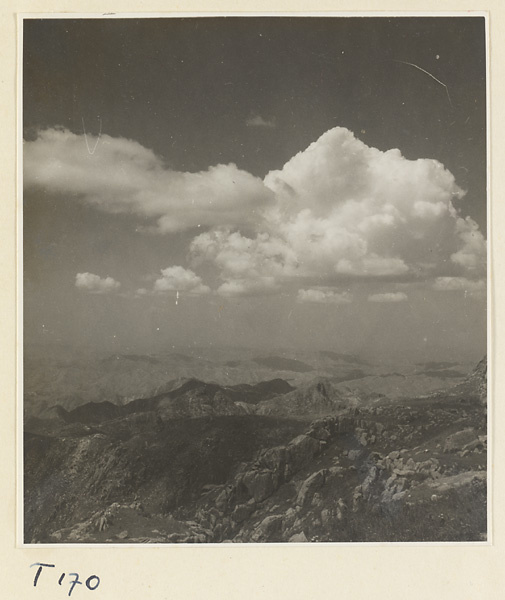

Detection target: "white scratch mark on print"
[82, 116, 102, 155]
[394, 60, 453, 108]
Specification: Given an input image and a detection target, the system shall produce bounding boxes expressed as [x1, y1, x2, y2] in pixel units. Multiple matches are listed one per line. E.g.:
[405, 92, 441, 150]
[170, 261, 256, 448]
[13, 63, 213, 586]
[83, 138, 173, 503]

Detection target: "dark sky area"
[24, 17, 486, 222]
[22, 17, 487, 361]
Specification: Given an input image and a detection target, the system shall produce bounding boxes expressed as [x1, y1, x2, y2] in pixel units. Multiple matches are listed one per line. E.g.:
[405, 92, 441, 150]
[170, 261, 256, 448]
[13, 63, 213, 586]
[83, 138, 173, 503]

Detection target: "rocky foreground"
[24, 358, 487, 543]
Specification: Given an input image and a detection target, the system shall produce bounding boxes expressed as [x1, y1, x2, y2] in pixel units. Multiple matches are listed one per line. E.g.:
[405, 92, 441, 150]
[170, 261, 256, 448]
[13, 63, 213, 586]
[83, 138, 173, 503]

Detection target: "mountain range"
[24, 355, 487, 543]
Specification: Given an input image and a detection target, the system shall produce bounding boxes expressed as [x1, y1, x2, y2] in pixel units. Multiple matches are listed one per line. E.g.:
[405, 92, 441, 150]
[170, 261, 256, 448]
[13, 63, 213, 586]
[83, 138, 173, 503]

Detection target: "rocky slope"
[24, 415, 308, 543]
[24, 358, 487, 543]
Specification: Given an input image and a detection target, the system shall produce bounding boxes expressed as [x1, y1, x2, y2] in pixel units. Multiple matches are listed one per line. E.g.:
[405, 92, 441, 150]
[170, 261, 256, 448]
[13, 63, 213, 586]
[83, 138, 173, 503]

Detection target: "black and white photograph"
[22, 15, 488, 544]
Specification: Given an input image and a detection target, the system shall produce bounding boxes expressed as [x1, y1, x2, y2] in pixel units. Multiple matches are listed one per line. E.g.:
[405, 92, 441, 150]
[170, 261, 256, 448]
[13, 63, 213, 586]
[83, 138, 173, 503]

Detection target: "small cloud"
[433, 277, 485, 295]
[336, 256, 409, 277]
[75, 272, 121, 294]
[368, 292, 408, 303]
[217, 277, 278, 298]
[153, 266, 210, 295]
[297, 289, 353, 305]
[450, 217, 486, 272]
[246, 114, 277, 128]
[134, 288, 150, 297]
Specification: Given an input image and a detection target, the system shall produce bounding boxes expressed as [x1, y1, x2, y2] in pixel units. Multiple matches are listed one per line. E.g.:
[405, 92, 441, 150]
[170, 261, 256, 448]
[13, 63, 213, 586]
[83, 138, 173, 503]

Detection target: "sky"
[23, 16, 487, 362]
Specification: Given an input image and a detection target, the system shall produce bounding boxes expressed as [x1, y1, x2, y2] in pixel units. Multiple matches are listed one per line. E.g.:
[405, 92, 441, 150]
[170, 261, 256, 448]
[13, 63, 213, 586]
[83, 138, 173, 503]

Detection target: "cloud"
[190, 230, 298, 281]
[153, 266, 210, 295]
[192, 127, 485, 295]
[134, 288, 149, 298]
[336, 256, 409, 277]
[450, 217, 487, 272]
[262, 128, 485, 277]
[75, 272, 121, 294]
[217, 277, 278, 298]
[24, 128, 273, 233]
[246, 114, 277, 128]
[29, 126, 486, 298]
[368, 292, 408, 303]
[433, 277, 486, 295]
[297, 289, 353, 304]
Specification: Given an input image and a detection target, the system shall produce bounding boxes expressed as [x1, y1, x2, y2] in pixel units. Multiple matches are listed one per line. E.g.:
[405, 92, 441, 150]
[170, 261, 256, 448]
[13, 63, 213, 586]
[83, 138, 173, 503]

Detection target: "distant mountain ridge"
[256, 377, 375, 418]
[41, 378, 296, 426]
[319, 351, 369, 365]
[24, 347, 477, 422]
[253, 356, 314, 372]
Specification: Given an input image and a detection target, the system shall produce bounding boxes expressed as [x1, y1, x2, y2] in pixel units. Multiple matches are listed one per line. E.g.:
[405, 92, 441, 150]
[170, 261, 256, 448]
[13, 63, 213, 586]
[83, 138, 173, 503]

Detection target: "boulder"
[215, 487, 232, 511]
[327, 466, 344, 478]
[348, 449, 361, 461]
[462, 437, 486, 453]
[287, 435, 322, 471]
[289, 531, 308, 543]
[232, 503, 254, 524]
[242, 470, 277, 503]
[335, 498, 346, 520]
[250, 515, 284, 542]
[321, 508, 332, 526]
[444, 429, 479, 453]
[352, 486, 363, 511]
[375, 423, 385, 435]
[309, 424, 332, 441]
[361, 465, 377, 495]
[258, 446, 288, 473]
[427, 471, 486, 494]
[358, 433, 368, 447]
[296, 470, 327, 507]
[405, 458, 416, 471]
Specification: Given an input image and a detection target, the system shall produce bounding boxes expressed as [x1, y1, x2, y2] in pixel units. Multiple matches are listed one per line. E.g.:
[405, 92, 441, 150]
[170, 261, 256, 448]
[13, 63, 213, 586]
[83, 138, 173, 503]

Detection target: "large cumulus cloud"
[192, 127, 485, 295]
